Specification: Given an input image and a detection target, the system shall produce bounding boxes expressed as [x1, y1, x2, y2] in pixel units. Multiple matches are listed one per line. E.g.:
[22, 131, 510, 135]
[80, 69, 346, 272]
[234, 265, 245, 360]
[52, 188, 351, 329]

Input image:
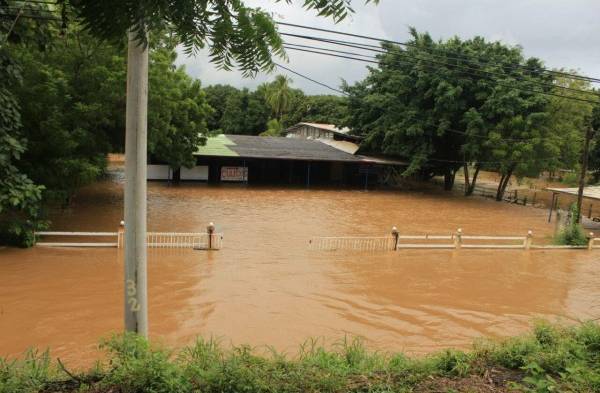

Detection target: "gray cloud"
[176, 0, 600, 95]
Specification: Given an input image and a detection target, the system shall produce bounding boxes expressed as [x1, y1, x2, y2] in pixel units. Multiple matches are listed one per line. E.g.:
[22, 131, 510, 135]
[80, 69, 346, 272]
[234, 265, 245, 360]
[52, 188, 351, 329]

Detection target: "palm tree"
[265, 75, 293, 121]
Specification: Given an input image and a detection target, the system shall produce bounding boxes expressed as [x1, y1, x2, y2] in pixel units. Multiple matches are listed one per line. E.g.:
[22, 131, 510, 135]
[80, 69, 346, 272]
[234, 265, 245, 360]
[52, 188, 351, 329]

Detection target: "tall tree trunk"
[463, 163, 470, 196]
[495, 166, 514, 201]
[466, 164, 481, 196]
[443, 168, 456, 191]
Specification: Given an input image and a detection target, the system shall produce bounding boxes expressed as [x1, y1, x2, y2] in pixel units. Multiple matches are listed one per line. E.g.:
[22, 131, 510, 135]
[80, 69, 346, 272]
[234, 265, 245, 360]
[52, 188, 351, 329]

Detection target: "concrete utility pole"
[576, 127, 593, 224]
[124, 28, 149, 336]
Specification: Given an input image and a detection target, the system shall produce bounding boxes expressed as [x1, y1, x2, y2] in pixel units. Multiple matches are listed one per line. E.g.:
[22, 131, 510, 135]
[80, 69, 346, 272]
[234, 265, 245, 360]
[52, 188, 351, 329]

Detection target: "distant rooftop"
[285, 122, 361, 141]
[297, 122, 351, 134]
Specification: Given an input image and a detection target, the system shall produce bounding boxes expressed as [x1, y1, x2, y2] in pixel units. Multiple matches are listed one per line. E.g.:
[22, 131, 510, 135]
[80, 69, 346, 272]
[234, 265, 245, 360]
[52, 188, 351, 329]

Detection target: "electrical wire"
[283, 45, 600, 105]
[282, 35, 600, 99]
[276, 21, 600, 85]
[274, 62, 348, 95]
[270, 63, 567, 165]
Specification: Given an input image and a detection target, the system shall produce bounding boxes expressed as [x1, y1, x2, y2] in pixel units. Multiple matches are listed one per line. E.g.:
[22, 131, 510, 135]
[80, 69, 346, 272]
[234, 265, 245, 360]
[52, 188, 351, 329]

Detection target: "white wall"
[181, 166, 209, 181]
[147, 165, 170, 180]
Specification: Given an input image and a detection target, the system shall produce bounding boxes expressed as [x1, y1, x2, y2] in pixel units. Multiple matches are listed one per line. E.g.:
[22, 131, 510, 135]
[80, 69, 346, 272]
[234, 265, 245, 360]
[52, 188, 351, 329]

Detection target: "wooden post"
[207, 222, 215, 250]
[548, 193, 556, 223]
[588, 232, 594, 251]
[588, 204, 593, 219]
[454, 228, 462, 249]
[391, 226, 399, 251]
[524, 230, 533, 250]
[124, 28, 149, 337]
[532, 192, 537, 206]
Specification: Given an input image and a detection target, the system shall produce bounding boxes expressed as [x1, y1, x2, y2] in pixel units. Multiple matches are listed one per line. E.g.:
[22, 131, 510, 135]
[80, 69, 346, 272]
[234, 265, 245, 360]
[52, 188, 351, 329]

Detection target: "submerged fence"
[309, 228, 600, 252]
[35, 222, 222, 250]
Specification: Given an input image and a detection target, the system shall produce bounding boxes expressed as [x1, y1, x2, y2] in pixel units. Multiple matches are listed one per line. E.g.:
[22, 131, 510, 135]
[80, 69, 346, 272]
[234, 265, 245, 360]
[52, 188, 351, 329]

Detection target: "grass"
[2, 321, 600, 392]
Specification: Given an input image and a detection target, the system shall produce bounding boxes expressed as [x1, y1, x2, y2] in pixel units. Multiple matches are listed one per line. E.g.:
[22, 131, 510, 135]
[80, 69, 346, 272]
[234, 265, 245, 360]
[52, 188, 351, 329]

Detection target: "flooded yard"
[1, 176, 600, 366]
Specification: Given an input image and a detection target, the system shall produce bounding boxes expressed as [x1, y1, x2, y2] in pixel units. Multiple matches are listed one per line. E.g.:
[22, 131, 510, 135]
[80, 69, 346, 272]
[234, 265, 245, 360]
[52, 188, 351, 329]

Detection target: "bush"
[554, 204, 589, 246]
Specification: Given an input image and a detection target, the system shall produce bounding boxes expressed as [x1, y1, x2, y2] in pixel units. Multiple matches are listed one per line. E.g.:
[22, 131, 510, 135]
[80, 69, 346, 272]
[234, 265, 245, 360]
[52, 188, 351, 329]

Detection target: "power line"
[275, 60, 546, 144]
[283, 35, 600, 99]
[283, 45, 600, 105]
[274, 62, 347, 95]
[276, 21, 600, 85]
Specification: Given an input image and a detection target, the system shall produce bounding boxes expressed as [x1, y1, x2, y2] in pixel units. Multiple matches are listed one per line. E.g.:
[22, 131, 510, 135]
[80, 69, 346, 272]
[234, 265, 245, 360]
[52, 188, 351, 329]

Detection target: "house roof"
[194, 134, 406, 165]
[285, 122, 361, 141]
[195, 134, 363, 163]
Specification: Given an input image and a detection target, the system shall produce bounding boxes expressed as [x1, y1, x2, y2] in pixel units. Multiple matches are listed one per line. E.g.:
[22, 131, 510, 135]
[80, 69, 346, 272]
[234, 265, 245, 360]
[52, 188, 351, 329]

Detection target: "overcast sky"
[175, 0, 600, 95]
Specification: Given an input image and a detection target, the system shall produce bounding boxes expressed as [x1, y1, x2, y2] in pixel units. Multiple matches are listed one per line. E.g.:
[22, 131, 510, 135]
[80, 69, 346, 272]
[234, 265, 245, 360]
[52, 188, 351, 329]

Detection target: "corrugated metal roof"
[194, 134, 407, 166]
[317, 139, 360, 154]
[194, 134, 363, 162]
[195, 134, 238, 156]
[546, 186, 600, 201]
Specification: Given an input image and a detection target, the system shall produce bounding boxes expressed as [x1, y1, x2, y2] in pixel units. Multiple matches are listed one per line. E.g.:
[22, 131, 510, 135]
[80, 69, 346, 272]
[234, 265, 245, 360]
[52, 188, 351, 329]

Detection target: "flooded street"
[1, 176, 600, 366]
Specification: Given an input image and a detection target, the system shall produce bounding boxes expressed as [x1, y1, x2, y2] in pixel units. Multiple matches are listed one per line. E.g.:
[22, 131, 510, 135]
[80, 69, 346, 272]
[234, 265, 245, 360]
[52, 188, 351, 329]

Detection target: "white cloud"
[176, 0, 600, 94]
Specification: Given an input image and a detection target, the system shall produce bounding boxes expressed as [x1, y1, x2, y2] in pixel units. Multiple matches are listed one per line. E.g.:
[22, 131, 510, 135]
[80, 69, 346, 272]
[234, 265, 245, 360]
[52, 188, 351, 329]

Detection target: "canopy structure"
[546, 186, 600, 201]
[545, 186, 600, 224]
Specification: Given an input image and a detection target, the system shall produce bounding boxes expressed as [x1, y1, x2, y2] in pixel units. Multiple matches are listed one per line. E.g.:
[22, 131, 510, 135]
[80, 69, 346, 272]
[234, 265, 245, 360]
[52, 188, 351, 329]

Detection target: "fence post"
[454, 228, 462, 249]
[524, 230, 533, 250]
[391, 226, 399, 251]
[588, 232, 594, 251]
[118, 220, 125, 249]
[588, 204, 593, 219]
[207, 222, 215, 250]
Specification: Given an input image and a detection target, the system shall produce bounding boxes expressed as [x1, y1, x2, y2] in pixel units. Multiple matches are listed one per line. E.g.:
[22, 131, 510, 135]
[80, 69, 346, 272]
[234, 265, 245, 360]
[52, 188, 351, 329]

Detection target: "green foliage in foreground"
[554, 204, 589, 247]
[2, 322, 600, 392]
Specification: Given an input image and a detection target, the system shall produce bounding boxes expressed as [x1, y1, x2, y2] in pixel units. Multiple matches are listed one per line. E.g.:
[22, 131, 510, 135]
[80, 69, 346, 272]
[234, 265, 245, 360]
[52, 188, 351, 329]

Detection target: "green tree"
[0, 1, 57, 246]
[70, 1, 378, 74]
[204, 84, 242, 131]
[345, 29, 553, 199]
[545, 75, 597, 173]
[0, 48, 45, 247]
[260, 118, 283, 136]
[148, 40, 211, 170]
[265, 75, 293, 122]
[10, 27, 123, 203]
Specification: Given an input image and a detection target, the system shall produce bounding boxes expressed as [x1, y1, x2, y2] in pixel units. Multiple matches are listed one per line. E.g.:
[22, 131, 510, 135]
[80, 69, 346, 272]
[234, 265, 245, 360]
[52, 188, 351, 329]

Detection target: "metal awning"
[546, 186, 600, 201]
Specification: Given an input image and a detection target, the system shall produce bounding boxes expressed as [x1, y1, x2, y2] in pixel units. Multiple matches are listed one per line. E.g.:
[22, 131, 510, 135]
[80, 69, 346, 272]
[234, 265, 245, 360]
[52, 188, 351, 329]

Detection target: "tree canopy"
[344, 29, 562, 199]
[69, 0, 377, 74]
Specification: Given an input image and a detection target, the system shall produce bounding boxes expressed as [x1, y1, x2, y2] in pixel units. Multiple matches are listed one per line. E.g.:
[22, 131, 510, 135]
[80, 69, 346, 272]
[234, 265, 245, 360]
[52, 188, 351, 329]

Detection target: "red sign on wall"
[220, 166, 248, 182]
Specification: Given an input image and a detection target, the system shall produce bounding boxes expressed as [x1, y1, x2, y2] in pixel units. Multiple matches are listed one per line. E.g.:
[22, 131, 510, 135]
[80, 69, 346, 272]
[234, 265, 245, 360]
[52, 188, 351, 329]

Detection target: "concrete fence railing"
[309, 228, 599, 252]
[35, 222, 222, 250]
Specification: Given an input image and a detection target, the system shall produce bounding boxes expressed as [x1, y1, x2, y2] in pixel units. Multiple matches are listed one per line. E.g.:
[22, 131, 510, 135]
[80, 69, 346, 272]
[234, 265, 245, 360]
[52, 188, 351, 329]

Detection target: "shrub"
[554, 204, 589, 246]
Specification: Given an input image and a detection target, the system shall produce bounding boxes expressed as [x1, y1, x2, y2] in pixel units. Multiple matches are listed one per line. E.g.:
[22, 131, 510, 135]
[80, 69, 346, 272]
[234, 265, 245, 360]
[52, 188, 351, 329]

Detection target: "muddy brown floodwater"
[1, 175, 600, 368]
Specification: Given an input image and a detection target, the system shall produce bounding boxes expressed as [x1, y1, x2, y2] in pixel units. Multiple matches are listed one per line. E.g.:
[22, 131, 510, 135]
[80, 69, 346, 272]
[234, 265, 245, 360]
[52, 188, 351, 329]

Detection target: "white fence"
[35, 229, 222, 250]
[309, 236, 396, 251]
[309, 229, 600, 252]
